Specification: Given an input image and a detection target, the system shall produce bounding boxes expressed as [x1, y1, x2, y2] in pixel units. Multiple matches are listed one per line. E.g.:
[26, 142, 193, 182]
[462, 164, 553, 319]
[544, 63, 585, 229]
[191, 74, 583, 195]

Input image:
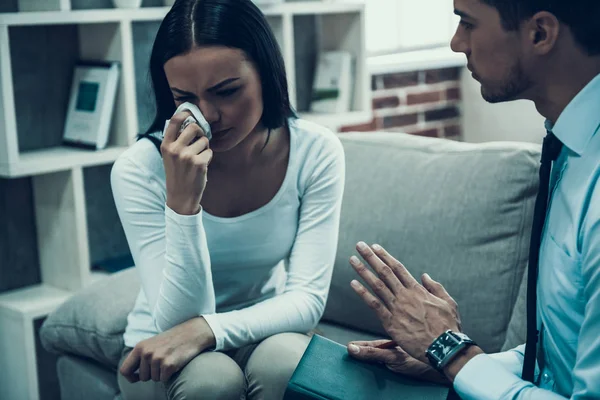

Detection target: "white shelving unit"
[0, 2, 369, 399]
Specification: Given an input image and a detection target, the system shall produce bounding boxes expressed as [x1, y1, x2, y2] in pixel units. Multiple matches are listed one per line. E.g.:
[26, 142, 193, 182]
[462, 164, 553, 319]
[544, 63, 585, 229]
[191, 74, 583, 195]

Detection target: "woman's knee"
[167, 352, 246, 400]
[246, 333, 310, 399]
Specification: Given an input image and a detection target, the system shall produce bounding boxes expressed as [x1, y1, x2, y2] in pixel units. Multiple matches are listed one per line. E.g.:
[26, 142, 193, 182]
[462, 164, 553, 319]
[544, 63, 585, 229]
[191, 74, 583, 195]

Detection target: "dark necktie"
[521, 131, 563, 382]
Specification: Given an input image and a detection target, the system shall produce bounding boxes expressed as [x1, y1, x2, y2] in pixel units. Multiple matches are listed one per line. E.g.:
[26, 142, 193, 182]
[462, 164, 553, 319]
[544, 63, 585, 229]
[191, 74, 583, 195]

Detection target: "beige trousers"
[117, 332, 311, 400]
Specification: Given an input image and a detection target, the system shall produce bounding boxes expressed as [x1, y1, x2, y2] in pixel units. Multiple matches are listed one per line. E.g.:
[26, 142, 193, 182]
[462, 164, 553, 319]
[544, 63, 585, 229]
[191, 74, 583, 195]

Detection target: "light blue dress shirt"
[454, 73, 600, 399]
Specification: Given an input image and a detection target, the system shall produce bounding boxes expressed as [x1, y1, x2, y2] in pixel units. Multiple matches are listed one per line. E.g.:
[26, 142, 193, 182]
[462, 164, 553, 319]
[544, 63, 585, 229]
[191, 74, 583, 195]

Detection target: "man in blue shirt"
[346, 0, 600, 398]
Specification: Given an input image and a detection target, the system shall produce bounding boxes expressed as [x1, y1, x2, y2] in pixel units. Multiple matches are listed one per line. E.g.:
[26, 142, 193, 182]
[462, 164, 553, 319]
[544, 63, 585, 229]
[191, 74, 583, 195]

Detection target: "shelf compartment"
[293, 10, 371, 129]
[32, 168, 91, 292]
[0, 20, 135, 177]
[318, 11, 369, 116]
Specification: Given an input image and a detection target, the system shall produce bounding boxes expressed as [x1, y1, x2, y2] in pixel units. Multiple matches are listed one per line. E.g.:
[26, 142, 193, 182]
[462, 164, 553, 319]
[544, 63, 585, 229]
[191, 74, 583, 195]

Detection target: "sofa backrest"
[323, 132, 540, 353]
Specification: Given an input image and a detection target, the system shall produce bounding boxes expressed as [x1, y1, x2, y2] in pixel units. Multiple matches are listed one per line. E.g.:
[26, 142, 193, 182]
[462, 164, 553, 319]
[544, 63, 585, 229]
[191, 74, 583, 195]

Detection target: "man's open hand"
[348, 242, 462, 364]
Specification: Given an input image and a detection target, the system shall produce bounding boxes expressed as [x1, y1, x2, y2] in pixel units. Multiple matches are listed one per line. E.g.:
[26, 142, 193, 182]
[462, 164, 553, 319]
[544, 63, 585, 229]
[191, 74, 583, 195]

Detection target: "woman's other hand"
[119, 317, 216, 383]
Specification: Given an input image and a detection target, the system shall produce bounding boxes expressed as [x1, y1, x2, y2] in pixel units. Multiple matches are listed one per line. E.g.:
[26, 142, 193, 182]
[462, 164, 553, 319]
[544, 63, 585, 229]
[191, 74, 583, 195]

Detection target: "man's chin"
[481, 86, 523, 104]
[481, 90, 506, 104]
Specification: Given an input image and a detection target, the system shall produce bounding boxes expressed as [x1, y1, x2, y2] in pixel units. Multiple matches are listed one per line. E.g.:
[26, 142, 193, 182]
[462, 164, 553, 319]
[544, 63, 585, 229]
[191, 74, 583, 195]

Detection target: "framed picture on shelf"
[63, 61, 120, 150]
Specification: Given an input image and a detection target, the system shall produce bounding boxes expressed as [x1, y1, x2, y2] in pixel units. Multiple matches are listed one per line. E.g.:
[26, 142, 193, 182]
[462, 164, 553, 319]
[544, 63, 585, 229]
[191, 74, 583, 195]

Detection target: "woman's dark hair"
[143, 0, 296, 137]
[481, 0, 600, 56]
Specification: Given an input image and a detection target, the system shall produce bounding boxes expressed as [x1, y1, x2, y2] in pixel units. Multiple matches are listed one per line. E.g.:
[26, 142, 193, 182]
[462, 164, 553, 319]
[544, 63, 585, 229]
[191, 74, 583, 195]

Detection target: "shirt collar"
[545, 72, 600, 156]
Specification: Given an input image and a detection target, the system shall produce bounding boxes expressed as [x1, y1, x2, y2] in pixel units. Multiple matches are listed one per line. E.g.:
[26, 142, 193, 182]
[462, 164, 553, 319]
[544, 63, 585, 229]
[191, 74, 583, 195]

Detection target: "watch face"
[430, 333, 459, 360]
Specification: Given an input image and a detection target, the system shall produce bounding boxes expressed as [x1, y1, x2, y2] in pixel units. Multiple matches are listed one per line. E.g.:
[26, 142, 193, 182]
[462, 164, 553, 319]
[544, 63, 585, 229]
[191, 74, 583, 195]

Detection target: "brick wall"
[340, 67, 463, 140]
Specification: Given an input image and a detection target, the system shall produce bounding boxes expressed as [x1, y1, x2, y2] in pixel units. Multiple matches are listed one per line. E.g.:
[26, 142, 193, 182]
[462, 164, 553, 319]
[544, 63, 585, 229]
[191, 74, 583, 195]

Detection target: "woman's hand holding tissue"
[161, 111, 212, 215]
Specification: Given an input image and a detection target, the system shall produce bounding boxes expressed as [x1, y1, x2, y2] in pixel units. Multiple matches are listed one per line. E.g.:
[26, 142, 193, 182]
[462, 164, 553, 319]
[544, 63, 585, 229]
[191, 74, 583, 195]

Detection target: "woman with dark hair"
[110, 0, 345, 399]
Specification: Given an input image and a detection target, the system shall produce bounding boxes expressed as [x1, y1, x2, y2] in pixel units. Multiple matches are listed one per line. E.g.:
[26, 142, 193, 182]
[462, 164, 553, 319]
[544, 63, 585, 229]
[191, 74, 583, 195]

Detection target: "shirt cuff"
[454, 353, 536, 400]
[487, 345, 525, 376]
[202, 313, 225, 351]
[165, 204, 204, 226]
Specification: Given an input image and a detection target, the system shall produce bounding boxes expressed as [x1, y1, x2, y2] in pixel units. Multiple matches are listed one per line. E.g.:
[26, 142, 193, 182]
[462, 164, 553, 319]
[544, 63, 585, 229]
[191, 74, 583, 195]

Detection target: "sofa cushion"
[40, 268, 139, 368]
[323, 132, 540, 353]
[56, 356, 121, 400]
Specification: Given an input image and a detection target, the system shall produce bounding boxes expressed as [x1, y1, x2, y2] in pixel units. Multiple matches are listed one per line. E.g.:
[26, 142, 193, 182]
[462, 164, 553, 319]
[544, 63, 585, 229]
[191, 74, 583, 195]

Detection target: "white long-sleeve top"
[110, 118, 345, 351]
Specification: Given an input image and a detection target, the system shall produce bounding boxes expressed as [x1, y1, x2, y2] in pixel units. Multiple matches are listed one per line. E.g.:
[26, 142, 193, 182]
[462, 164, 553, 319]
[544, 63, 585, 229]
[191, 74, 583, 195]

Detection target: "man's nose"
[450, 29, 468, 55]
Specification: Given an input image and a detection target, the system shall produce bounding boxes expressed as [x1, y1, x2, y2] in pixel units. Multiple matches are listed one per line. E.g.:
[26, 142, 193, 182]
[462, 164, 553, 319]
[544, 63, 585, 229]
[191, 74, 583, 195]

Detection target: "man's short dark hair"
[481, 0, 600, 56]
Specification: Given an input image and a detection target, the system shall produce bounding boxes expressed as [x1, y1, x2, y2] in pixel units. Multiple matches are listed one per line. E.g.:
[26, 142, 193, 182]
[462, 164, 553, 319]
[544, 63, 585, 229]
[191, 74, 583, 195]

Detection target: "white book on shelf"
[62, 61, 120, 151]
[310, 51, 354, 114]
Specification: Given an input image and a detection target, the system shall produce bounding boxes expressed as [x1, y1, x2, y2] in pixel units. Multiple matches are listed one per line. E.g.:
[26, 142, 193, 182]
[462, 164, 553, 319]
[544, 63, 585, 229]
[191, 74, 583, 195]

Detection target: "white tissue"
[162, 102, 212, 141]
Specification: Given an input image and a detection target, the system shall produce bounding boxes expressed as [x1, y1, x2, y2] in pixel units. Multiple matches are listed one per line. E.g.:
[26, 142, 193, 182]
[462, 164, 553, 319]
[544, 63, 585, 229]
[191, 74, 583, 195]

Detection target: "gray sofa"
[41, 132, 541, 400]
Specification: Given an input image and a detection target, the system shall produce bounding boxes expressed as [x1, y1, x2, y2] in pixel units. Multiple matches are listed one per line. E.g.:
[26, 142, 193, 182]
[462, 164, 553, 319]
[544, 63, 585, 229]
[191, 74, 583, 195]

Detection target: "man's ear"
[527, 11, 560, 55]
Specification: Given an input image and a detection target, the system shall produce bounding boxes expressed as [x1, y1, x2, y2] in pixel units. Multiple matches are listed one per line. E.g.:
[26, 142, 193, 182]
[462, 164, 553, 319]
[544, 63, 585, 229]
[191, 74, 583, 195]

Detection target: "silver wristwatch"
[426, 330, 476, 372]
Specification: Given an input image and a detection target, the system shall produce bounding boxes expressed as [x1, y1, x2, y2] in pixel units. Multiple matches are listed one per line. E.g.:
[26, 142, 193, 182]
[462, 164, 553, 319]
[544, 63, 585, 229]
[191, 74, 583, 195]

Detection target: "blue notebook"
[284, 335, 452, 400]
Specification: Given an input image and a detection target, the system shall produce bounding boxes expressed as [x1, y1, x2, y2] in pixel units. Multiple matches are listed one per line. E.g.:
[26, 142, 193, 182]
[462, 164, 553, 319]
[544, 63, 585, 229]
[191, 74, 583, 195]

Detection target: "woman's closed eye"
[173, 87, 240, 103]
[216, 87, 239, 97]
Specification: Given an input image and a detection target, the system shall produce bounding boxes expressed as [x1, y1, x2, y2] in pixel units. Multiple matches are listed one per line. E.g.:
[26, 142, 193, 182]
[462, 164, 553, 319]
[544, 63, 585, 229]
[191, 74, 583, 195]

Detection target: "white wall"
[364, 0, 456, 55]
[460, 69, 546, 144]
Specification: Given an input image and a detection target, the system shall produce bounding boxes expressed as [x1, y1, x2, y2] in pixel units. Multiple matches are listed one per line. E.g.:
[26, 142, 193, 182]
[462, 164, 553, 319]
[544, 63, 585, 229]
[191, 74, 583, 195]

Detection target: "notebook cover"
[284, 335, 451, 400]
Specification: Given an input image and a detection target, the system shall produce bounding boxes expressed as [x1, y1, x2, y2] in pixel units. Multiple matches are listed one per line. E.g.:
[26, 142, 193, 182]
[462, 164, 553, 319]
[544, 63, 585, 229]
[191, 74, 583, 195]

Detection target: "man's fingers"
[355, 242, 388, 273]
[422, 273, 453, 303]
[350, 279, 392, 320]
[119, 348, 141, 383]
[347, 343, 395, 363]
[355, 243, 405, 295]
[350, 339, 393, 348]
[349, 256, 396, 308]
[371, 244, 419, 288]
